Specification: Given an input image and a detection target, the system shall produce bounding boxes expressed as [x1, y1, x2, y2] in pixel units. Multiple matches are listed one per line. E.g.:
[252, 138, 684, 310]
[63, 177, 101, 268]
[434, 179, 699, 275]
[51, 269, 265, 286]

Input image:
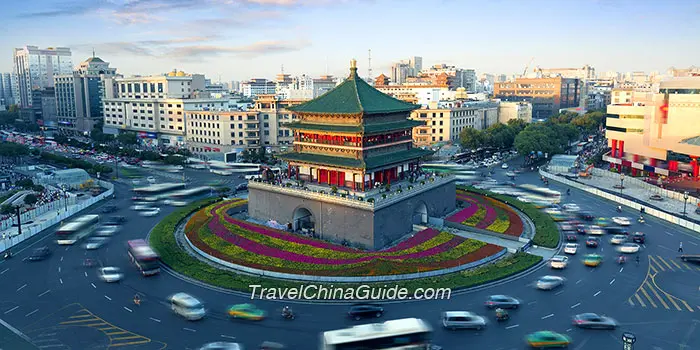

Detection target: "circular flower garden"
[446, 190, 524, 237]
[184, 199, 504, 277]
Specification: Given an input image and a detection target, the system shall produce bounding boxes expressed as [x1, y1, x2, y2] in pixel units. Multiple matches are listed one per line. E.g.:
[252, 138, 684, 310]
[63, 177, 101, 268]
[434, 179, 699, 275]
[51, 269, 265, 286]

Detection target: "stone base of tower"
[247, 176, 456, 250]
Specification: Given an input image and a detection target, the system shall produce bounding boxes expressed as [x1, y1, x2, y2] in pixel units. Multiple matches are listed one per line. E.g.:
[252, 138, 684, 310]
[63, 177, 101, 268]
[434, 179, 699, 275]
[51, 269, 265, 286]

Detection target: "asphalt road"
[0, 166, 698, 349]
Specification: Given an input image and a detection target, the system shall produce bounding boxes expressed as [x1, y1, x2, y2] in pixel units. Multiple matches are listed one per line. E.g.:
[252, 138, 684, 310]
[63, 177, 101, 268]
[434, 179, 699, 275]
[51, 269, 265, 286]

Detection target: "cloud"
[19, 1, 105, 18]
[166, 40, 312, 58]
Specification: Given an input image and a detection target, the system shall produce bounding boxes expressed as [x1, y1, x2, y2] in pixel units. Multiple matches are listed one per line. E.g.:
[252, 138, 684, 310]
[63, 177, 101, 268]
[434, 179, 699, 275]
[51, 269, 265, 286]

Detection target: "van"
[169, 293, 206, 321]
[441, 311, 486, 330]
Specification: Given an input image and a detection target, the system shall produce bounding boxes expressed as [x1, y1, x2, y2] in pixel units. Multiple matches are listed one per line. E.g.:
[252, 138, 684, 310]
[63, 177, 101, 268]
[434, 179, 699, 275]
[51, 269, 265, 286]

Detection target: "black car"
[347, 304, 384, 320]
[101, 205, 117, 213]
[104, 216, 126, 225]
[632, 232, 645, 244]
[605, 226, 629, 235]
[235, 183, 248, 192]
[577, 211, 595, 221]
[28, 247, 51, 261]
[576, 225, 587, 234]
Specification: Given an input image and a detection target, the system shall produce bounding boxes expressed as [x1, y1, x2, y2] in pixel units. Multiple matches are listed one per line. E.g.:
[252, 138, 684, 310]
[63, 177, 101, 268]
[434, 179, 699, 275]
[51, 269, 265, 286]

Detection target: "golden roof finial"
[350, 58, 357, 69]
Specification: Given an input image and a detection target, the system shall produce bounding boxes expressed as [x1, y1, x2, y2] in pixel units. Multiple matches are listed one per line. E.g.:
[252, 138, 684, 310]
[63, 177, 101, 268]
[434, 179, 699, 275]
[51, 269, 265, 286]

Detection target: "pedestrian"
[678, 242, 683, 253]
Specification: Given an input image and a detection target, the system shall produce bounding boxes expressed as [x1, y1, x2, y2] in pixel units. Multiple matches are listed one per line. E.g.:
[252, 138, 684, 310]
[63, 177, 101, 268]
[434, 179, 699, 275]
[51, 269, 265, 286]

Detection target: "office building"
[604, 77, 700, 178]
[1, 73, 14, 106]
[498, 101, 533, 124]
[538, 65, 596, 80]
[241, 78, 276, 98]
[421, 64, 477, 92]
[13, 46, 73, 108]
[0, 73, 6, 106]
[410, 101, 499, 146]
[493, 76, 581, 119]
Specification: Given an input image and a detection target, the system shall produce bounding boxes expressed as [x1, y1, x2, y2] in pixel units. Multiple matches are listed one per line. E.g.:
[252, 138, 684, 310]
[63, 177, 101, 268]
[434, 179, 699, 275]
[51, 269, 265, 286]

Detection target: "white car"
[83, 236, 109, 250]
[617, 243, 641, 254]
[612, 217, 631, 226]
[147, 176, 157, 184]
[98, 267, 123, 282]
[543, 208, 562, 215]
[550, 255, 569, 269]
[588, 225, 604, 235]
[564, 243, 578, 255]
[562, 203, 580, 212]
[170, 201, 188, 207]
[536, 275, 565, 290]
[95, 225, 119, 237]
[609, 235, 628, 245]
[140, 208, 160, 217]
[501, 163, 509, 169]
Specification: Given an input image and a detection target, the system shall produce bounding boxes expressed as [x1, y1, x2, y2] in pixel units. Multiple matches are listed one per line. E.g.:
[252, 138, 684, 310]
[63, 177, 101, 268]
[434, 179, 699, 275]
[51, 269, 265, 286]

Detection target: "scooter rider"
[282, 306, 292, 317]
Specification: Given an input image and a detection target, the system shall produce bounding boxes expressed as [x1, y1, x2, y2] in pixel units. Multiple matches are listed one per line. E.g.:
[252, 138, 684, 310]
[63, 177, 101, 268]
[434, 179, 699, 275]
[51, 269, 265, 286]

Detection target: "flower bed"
[185, 201, 504, 277]
[453, 191, 524, 237]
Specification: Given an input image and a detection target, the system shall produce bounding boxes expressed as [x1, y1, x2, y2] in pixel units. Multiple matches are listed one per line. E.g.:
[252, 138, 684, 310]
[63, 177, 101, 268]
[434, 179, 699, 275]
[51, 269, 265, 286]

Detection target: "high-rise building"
[13, 46, 73, 108]
[0, 74, 5, 106]
[240, 79, 276, 98]
[409, 56, 423, 75]
[54, 56, 118, 135]
[391, 62, 411, 85]
[0, 73, 13, 106]
[421, 64, 477, 92]
[493, 76, 581, 119]
[410, 100, 499, 146]
[538, 65, 596, 80]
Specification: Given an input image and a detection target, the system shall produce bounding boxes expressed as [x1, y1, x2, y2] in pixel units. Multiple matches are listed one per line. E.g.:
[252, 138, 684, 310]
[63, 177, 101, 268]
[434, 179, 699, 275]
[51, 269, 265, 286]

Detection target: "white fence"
[0, 196, 79, 231]
[541, 169, 700, 236]
[0, 180, 114, 253]
[588, 167, 700, 206]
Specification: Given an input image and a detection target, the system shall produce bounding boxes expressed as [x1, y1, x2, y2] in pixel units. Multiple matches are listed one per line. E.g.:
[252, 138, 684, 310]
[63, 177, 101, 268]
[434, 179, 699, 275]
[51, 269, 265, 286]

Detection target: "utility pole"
[15, 206, 22, 237]
[367, 49, 373, 82]
[115, 157, 119, 179]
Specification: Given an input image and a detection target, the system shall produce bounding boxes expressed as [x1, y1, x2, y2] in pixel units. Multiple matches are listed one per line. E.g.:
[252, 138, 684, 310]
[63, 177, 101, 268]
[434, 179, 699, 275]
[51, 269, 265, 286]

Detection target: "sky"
[1, 0, 699, 82]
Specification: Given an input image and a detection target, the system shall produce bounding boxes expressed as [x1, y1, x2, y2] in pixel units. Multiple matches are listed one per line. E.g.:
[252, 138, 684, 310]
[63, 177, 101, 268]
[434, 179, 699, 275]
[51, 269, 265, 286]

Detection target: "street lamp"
[620, 174, 625, 196]
[60, 185, 68, 212]
[683, 191, 689, 216]
[622, 332, 636, 350]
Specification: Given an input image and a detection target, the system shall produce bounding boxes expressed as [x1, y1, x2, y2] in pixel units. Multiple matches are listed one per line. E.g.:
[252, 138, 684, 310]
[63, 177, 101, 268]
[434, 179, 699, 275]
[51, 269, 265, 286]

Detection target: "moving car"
[609, 235, 628, 245]
[347, 304, 384, 320]
[605, 226, 629, 236]
[227, 304, 266, 320]
[577, 211, 595, 221]
[583, 254, 603, 267]
[587, 225, 604, 235]
[139, 208, 161, 217]
[576, 225, 587, 234]
[525, 331, 572, 348]
[586, 237, 600, 248]
[441, 311, 487, 330]
[565, 234, 578, 242]
[594, 217, 612, 227]
[198, 342, 242, 350]
[83, 236, 109, 250]
[98, 267, 123, 282]
[95, 225, 119, 236]
[147, 176, 157, 184]
[169, 293, 206, 320]
[564, 243, 578, 255]
[104, 216, 126, 225]
[501, 163, 509, 169]
[484, 295, 520, 309]
[612, 217, 631, 226]
[572, 313, 618, 329]
[550, 255, 569, 269]
[101, 205, 117, 213]
[617, 243, 641, 254]
[562, 203, 580, 212]
[28, 246, 51, 261]
[632, 232, 646, 244]
[551, 212, 569, 222]
[536, 276, 565, 290]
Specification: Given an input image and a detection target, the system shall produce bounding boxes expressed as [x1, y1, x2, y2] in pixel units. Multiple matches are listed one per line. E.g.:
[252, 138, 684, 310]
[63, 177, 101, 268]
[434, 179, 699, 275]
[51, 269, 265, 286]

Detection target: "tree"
[117, 132, 138, 145]
[256, 147, 267, 164]
[459, 127, 486, 149]
[507, 119, 527, 134]
[513, 123, 563, 156]
[32, 185, 45, 193]
[484, 123, 517, 149]
[240, 149, 254, 163]
[0, 204, 13, 215]
[16, 178, 34, 189]
[23, 194, 38, 206]
[164, 155, 186, 165]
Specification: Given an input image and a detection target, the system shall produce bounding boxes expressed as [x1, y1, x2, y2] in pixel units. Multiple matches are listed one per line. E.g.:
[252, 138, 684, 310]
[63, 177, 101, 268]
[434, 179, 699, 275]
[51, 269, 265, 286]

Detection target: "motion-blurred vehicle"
[562, 203, 580, 212]
[441, 311, 487, 330]
[169, 293, 206, 320]
[198, 342, 243, 350]
[147, 176, 157, 184]
[617, 243, 641, 254]
[139, 208, 161, 217]
[565, 234, 578, 242]
[577, 211, 595, 221]
[583, 254, 603, 267]
[576, 224, 587, 234]
[347, 304, 384, 320]
[594, 218, 611, 227]
[525, 331, 572, 348]
[101, 205, 117, 213]
[605, 226, 629, 236]
[572, 313, 618, 329]
[104, 216, 126, 225]
[609, 235, 628, 245]
[98, 267, 123, 282]
[235, 183, 248, 192]
[536, 276, 565, 290]
[587, 225, 604, 235]
[612, 217, 631, 226]
[550, 255, 569, 269]
[227, 304, 266, 320]
[586, 237, 600, 248]
[95, 225, 119, 236]
[83, 236, 109, 250]
[28, 246, 51, 261]
[501, 163, 509, 169]
[484, 295, 520, 309]
[564, 243, 578, 255]
[551, 212, 569, 222]
[560, 223, 575, 233]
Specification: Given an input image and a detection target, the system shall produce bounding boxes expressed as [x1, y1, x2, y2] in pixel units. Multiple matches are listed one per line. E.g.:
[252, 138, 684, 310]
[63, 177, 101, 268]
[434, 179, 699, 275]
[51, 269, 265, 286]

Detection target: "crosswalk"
[59, 308, 155, 348]
[627, 255, 699, 312]
[31, 332, 70, 349]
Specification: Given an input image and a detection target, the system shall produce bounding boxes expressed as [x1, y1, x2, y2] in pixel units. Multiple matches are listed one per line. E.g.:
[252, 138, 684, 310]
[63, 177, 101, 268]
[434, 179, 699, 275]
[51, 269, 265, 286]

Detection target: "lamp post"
[622, 332, 636, 350]
[620, 174, 625, 196]
[61, 185, 68, 212]
[683, 191, 689, 216]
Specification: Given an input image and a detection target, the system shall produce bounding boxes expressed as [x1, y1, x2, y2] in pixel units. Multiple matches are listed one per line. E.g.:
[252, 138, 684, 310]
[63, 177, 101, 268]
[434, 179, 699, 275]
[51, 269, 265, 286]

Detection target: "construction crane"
[522, 57, 534, 77]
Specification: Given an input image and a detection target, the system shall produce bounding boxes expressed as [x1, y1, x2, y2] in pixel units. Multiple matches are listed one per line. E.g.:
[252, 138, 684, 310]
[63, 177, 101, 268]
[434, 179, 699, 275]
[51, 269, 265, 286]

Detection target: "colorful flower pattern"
[446, 191, 524, 237]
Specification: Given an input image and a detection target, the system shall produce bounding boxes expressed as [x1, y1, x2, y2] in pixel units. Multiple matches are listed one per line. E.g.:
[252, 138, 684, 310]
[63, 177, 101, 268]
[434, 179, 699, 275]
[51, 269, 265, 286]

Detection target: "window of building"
[263, 115, 269, 120]
[263, 122, 269, 127]
[158, 83, 163, 92]
[127, 84, 132, 93]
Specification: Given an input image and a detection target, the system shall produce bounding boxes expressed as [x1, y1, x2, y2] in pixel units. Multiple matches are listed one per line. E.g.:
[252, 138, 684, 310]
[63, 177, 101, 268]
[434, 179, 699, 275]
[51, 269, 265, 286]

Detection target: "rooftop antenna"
[325, 56, 328, 75]
[281, 64, 284, 75]
[92, 48, 95, 58]
[367, 49, 372, 82]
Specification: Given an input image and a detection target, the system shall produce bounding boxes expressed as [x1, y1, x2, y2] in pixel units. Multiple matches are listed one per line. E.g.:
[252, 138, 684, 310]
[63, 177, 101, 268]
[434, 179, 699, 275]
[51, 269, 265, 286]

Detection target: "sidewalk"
[443, 227, 557, 260]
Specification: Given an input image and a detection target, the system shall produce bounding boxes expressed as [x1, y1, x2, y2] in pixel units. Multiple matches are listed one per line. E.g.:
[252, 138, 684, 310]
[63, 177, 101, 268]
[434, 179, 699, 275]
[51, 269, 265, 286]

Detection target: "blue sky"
[1, 0, 698, 82]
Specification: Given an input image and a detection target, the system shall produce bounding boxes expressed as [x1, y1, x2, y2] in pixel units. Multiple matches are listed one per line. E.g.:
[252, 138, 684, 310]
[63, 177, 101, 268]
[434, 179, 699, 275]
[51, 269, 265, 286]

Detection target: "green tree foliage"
[117, 132, 138, 145]
[16, 178, 34, 189]
[0, 143, 29, 162]
[39, 152, 113, 174]
[164, 154, 186, 165]
[23, 194, 38, 206]
[0, 204, 14, 215]
[459, 127, 486, 149]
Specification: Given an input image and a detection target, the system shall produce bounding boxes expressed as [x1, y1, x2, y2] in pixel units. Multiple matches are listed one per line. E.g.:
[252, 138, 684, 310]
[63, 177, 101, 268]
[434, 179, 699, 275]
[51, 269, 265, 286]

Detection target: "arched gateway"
[293, 207, 314, 232]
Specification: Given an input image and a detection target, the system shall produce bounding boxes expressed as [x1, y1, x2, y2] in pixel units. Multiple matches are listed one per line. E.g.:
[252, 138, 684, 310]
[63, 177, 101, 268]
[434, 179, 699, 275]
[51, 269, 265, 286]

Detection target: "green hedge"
[459, 186, 560, 248]
[40, 152, 113, 175]
[150, 200, 543, 295]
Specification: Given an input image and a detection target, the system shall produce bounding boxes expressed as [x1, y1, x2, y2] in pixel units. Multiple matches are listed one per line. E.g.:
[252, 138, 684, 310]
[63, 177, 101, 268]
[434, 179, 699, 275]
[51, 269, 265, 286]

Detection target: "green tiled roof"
[286, 65, 421, 115]
[285, 119, 424, 134]
[278, 148, 433, 170]
[681, 135, 700, 146]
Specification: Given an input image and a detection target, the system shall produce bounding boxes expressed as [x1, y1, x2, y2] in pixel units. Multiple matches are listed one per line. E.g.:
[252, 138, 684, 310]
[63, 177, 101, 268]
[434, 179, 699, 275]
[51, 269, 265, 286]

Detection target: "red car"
[566, 234, 578, 242]
[586, 237, 600, 248]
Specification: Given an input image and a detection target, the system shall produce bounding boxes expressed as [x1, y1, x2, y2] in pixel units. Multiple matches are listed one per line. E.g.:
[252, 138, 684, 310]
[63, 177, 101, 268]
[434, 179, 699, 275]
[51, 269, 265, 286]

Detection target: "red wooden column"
[611, 140, 618, 157]
[692, 157, 699, 180]
[618, 140, 625, 172]
[632, 154, 639, 176]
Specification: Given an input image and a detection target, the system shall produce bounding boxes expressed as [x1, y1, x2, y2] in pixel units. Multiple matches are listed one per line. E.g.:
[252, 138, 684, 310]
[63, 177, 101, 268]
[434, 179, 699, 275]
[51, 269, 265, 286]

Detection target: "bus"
[169, 186, 212, 198]
[133, 182, 186, 196]
[55, 215, 100, 245]
[127, 239, 160, 276]
[321, 318, 433, 350]
[517, 184, 562, 205]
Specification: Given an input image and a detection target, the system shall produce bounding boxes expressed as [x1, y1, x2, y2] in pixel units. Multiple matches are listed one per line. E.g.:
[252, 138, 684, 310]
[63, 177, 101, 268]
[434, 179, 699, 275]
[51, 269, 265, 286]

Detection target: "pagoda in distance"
[247, 59, 456, 250]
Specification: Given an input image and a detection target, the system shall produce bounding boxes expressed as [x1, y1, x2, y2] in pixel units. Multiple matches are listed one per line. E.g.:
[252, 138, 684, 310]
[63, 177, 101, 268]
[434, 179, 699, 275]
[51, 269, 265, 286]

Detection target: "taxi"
[583, 254, 603, 267]
[227, 304, 266, 320]
[594, 218, 611, 227]
[525, 331, 572, 348]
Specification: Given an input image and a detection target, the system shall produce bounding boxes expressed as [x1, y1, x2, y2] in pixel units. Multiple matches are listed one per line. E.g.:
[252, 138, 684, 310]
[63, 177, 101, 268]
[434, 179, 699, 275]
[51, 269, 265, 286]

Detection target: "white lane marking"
[60, 256, 63, 262]
[658, 245, 672, 251]
[506, 324, 520, 329]
[38, 333, 57, 337]
[571, 303, 581, 309]
[0, 268, 8, 274]
[84, 272, 87, 277]
[149, 317, 161, 323]
[25, 309, 38, 317]
[528, 301, 537, 305]
[16, 284, 27, 292]
[104, 295, 111, 301]
[4, 306, 19, 314]
[123, 307, 132, 312]
[689, 241, 698, 246]
[38, 290, 50, 297]
[91, 283, 96, 289]
[576, 279, 582, 284]
[665, 231, 674, 236]
[594, 291, 602, 296]
[620, 267, 624, 273]
[64, 247, 69, 251]
[555, 290, 565, 295]
[57, 267, 61, 273]
[183, 327, 196, 332]
[566, 328, 572, 332]
[541, 314, 554, 319]
[59, 278, 63, 284]
[610, 279, 616, 285]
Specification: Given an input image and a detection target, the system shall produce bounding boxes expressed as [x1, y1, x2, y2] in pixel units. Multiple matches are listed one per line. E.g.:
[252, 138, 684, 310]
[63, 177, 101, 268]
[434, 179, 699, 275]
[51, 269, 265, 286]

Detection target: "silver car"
[442, 311, 487, 330]
[484, 295, 520, 309]
[572, 313, 618, 329]
[617, 243, 641, 254]
[98, 267, 123, 282]
[536, 276, 565, 290]
[609, 235, 627, 245]
[83, 236, 109, 250]
[198, 342, 243, 350]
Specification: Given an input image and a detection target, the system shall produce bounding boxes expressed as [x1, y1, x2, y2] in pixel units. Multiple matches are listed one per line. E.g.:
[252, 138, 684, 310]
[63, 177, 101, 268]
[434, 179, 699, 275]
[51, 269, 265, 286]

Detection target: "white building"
[13, 46, 73, 108]
[241, 78, 276, 98]
[410, 100, 499, 146]
[376, 85, 456, 106]
[498, 101, 533, 124]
